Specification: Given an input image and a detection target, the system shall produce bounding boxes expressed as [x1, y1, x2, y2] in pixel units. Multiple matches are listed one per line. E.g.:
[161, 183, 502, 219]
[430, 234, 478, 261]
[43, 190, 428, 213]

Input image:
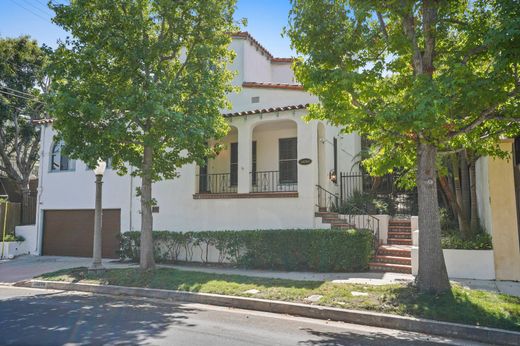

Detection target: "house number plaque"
[298, 158, 312, 165]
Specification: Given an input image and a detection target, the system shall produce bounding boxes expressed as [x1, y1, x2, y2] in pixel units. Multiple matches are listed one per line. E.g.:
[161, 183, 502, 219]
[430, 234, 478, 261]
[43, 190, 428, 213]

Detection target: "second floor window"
[50, 141, 74, 172]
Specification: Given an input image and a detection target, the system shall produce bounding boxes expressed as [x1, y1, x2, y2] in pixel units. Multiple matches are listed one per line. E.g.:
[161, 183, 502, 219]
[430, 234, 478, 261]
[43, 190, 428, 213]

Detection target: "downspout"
[35, 124, 46, 255]
[129, 165, 133, 232]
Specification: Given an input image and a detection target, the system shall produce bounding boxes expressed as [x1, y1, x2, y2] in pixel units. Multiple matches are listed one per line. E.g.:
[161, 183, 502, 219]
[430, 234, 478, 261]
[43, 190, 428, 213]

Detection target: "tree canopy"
[0, 36, 48, 216]
[287, 0, 519, 293]
[48, 0, 238, 270]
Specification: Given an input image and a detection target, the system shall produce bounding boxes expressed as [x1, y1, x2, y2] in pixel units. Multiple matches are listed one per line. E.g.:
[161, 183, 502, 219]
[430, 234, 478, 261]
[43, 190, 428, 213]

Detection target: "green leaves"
[48, 0, 238, 176]
[287, 0, 520, 179]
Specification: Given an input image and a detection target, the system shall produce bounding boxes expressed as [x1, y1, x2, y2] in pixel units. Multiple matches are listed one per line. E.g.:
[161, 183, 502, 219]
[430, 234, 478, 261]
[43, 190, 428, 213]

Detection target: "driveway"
[0, 255, 134, 284]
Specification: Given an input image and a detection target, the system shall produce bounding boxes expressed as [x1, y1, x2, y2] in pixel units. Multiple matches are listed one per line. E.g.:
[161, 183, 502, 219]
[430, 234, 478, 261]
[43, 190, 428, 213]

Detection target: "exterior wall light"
[329, 169, 337, 184]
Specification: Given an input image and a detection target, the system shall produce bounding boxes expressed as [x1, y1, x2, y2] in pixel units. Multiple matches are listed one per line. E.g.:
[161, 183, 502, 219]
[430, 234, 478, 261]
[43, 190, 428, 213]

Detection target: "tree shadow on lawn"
[38, 267, 520, 332]
[0, 291, 200, 346]
[389, 284, 520, 332]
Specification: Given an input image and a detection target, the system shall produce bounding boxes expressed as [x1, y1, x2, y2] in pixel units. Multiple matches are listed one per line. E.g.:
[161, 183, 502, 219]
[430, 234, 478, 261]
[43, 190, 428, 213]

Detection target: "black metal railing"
[316, 185, 339, 212]
[337, 207, 380, 250]
[250, 171, 297, 192]
[316, 185, 380, 251]
[197, 173, 237, 194]
[339, 172, 418, 217]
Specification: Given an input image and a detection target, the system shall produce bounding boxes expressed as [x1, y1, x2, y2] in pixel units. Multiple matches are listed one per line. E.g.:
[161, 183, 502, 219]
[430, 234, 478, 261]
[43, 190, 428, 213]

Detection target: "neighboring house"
[475, 139, 520, 281]
[29, 33, 362, 258]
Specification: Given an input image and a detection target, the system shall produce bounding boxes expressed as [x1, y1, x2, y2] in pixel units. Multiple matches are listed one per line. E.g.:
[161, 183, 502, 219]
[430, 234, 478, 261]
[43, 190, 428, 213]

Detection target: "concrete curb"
[17, 279, 520, 346]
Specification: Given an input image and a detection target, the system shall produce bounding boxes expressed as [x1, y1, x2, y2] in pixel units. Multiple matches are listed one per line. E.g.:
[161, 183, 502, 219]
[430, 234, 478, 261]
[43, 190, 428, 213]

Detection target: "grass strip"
[39, 267, 520, 331]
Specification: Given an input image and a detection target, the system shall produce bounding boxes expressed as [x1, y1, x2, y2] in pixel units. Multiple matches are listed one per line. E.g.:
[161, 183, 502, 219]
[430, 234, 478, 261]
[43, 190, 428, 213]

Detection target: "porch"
[194, 119, 300, 197]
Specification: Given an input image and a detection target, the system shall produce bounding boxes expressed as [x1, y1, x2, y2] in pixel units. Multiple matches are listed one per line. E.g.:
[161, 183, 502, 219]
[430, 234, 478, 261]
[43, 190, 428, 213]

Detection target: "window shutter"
[252, 141, 257, 185]
[230, 142, 238, 186]
[279, 138, 297, 183]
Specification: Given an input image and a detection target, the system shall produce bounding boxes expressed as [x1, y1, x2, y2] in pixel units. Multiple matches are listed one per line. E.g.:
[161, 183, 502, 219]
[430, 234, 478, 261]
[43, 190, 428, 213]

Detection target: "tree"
[0, 37, 48, 221]
[48, 0, 237, 270]
[287, 0, 520, 293]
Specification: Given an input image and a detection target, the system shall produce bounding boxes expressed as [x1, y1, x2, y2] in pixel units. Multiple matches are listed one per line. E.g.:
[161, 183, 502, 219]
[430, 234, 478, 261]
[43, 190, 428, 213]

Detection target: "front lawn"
[39, 267, 520, 331]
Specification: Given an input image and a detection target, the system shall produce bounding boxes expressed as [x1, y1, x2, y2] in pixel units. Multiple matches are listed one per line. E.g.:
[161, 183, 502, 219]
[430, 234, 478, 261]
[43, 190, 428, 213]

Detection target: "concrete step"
[389, 220, 411, 226]
[369, 262, 412, 274]
[315, 212, 338, 218]
[387, 232, 412, 239]
[378, 246, 411, 258]
[387, 238, 412, 245]
[373, 255, 411, 265]
[331, 224, 356, 230]
[388, 225, 412, 231]
[377, 245, 412, 257]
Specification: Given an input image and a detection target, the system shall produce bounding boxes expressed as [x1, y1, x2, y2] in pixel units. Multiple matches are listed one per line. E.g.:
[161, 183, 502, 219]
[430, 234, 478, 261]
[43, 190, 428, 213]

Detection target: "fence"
[251, 171, 298, 193]
[0, 202, 21, 240]
[339, 172, 418, 217]
[21, 195, 37, 225]
[197, 173, 237, 194]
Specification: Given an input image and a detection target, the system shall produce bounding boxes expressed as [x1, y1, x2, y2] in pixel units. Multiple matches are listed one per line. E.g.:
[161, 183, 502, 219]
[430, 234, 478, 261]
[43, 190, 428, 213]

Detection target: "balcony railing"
[197, 173, 237, 194]
[250, 171, 297, 193]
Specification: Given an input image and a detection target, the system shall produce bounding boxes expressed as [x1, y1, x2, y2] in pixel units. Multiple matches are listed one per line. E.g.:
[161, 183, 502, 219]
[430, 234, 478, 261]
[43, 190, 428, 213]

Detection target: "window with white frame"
[50, 141, 75, 172]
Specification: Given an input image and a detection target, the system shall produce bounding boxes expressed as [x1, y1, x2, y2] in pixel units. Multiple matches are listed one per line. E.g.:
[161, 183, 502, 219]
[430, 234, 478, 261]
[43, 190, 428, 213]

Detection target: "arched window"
[50, 141, 74, 172]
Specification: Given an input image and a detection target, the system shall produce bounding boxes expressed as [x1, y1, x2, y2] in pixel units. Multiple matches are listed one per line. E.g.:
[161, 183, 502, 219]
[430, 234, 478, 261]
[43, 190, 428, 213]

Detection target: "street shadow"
[0, 292, 199, 345]
[298, 328, 452, 345]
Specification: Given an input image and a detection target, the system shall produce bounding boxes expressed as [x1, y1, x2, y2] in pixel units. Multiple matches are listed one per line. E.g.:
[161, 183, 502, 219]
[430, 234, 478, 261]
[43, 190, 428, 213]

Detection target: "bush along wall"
[119, 229, 374, 272]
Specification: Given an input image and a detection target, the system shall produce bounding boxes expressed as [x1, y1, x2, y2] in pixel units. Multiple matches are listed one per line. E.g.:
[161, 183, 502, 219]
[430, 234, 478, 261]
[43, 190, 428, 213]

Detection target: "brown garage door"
[43, 209, 121, 258]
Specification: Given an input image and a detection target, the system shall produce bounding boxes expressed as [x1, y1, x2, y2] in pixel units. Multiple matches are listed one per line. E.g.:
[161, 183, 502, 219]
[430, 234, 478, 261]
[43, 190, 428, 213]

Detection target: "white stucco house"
[26, 32, 364, 259]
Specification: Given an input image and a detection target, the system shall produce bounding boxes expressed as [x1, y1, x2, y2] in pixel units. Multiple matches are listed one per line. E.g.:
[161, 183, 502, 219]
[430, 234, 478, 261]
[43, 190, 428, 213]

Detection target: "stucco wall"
[487, 140, 520, 281]
[243, 39, 272, 83]
[271, 62, 296, 84]
[475, 156, 493, 235]
[36, 108, 357, 242]
[227, 87, 318, 113]
[34, 34, 363, 254]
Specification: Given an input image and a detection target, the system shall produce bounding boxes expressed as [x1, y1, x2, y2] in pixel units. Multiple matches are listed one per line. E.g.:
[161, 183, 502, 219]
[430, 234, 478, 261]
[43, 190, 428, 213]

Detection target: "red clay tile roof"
[271, 58, 295, 63]
[223, 104, 308, 117]
[33, 104, 309, 124]
[231, 32, 293, 63]
[242, 82, 304, 91]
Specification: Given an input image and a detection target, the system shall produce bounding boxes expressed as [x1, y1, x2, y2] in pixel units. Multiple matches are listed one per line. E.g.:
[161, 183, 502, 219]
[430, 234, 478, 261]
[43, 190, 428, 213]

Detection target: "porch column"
[237, 122, 252, 193]
[297, 119, 318, 200]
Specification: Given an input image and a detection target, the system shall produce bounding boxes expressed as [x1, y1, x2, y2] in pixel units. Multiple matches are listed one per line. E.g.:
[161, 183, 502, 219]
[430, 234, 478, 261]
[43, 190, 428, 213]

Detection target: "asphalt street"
[0, 286, 488, 346]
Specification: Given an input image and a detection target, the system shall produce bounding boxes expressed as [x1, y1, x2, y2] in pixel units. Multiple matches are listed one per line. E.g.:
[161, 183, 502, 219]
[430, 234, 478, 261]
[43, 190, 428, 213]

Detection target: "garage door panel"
[43, 209, 120, 258]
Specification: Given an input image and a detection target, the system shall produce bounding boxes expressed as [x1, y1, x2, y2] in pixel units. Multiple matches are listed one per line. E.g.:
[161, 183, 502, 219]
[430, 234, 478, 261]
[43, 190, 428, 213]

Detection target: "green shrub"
[1, 234, 25, 242]
[337, 190, 396, 215]
[118, 229, 374, 272]
[441, 231, 493, 250]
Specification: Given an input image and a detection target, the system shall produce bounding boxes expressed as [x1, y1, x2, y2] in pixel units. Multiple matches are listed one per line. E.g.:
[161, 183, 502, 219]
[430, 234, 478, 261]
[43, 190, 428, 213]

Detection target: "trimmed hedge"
[119, 229, 374, 272]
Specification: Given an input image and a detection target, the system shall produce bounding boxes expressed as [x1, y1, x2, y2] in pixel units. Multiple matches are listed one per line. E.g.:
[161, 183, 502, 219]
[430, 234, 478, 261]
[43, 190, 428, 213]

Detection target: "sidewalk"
[2, 255, 519, 297]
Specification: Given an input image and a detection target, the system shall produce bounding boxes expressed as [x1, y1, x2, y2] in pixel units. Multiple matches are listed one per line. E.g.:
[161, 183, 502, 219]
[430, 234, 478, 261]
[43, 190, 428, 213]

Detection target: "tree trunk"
[140, 145, 155, 271]
[439, 176, 469, 233]
[468, 157, 479, 232]
[415, 142, 451, 294]
[450, 154, 471, 238]
[459, 151, 471, 225]
[20, 180, 30, 225]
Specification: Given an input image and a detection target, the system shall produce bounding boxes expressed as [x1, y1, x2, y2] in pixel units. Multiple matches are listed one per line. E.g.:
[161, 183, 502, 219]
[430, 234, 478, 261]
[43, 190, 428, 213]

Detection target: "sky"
[0, 0, 296, 57]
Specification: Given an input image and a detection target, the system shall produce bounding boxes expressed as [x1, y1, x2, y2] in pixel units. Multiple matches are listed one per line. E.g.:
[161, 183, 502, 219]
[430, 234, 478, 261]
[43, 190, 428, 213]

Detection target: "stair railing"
[316, 185, 339, 212]
[316, 185, 380, 252]
[338, 205, 380, 252]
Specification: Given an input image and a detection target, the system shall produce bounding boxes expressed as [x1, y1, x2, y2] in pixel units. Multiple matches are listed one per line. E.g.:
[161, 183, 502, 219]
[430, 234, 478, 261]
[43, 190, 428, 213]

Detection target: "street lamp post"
[90, 160, 106, 272]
